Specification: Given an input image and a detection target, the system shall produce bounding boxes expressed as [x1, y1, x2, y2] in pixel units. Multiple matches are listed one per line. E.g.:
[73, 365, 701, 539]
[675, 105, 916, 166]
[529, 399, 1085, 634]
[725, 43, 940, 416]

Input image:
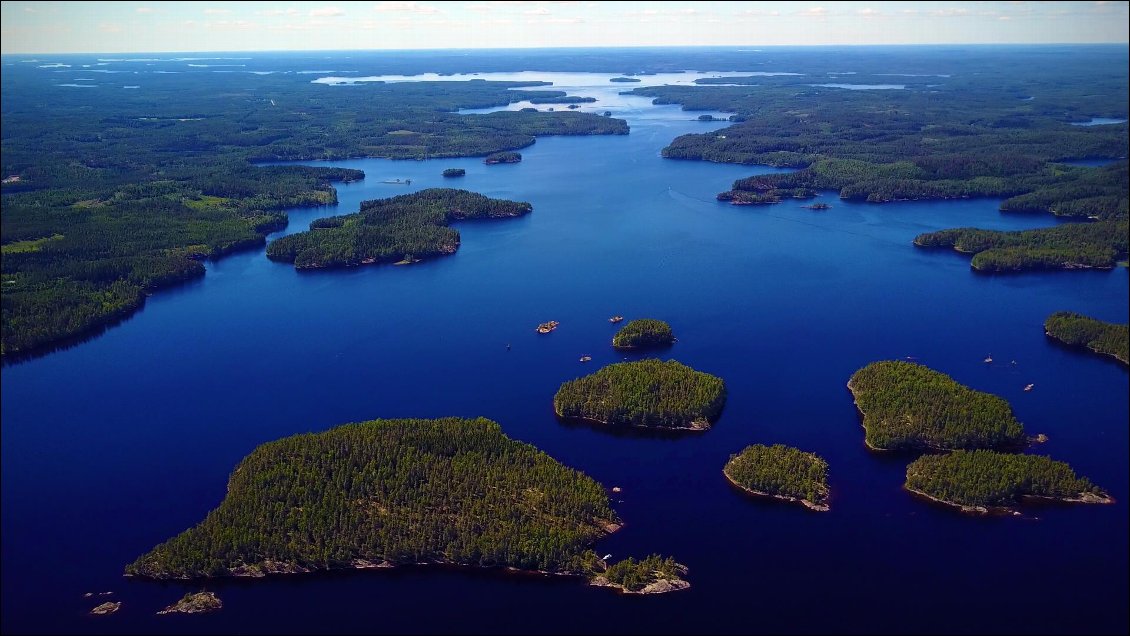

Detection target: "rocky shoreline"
[723, 472, 830, 512]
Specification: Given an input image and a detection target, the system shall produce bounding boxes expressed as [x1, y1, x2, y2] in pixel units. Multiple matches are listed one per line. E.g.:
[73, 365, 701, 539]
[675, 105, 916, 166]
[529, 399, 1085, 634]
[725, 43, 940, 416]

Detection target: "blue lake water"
[2, 76, 1128, 635]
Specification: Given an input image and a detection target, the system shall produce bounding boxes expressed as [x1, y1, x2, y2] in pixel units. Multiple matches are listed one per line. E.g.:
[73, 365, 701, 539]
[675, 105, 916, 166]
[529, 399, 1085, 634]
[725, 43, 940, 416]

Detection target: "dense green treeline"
[628, 58, 1127, 236]
[553, 359, 726, 430]
[484, 151, 523, 164]
[611, 319, 675, 349]
[126, 417, 620, 579]
[723, 444, 830, 510]
[266, 189, 531, 269]
[598, 555, 688, 592]
[848, 361, 1027, 451]
[442, 168, 466, 178]
[1044, 311, 1129, 365]
[526, 95, 598, 104]
[1, 69, 626, 357]
[905, 450, 1110, 509]
[913, 219, 1128, 272]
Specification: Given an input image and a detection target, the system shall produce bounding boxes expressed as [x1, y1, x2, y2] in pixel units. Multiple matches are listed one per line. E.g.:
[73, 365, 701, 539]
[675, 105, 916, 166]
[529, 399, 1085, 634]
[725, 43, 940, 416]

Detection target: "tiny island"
[124, 417, 687, 593]
[723, 444, 830, 512]
[588, 555, 689, 594]
[1044, 311, 1129, 365]
[847, 361, 1028, 451]
[609, 77, 642, 83]
[612, 319, 675, 350]
[536, 320, 559, 334]
[905, 449, 1113, 514]
[266, 189, 531, 270]
[157, 591, 223, 616]
[484, 151, 522, 164]
[553, 359, 726, 430]
[89, 602, 121, 616]
[442, 168, 466, 178]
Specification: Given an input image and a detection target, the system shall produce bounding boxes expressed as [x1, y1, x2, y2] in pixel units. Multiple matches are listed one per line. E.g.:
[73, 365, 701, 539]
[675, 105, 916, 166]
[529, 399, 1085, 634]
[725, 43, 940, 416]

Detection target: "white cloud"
[524, 7, 550, 15]
[375, 1, 441, 13]
[309, 6, 345, 17]
[257, 8, 300, 16]
[135, 6, 154, 14]
[204, 8, 232, 15]
[857, 8, 881, 17]
[799, 7, 828, 17]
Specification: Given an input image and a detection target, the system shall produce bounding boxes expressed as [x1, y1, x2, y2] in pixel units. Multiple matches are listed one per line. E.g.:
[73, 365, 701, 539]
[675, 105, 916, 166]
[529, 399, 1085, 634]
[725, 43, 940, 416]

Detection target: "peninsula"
[723, 444, 830, 512]
[913, 220, 1128, 273]
[905, 450, 1113, 514]
[266, 189, 531, 269]
[847, 361, 1028, 451]
[553, 359, 726, 430]
[1044, 311, 1129, 365]
[611, 319, 675, 350]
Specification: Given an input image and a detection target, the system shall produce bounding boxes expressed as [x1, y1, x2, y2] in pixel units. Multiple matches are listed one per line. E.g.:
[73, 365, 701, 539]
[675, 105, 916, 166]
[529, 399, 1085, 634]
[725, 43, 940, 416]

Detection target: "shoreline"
[723, 471, 829, 512]
[553, 409, 711, 432]
[1044, 330, 1129, 366]
[905, 485, 1114, 515]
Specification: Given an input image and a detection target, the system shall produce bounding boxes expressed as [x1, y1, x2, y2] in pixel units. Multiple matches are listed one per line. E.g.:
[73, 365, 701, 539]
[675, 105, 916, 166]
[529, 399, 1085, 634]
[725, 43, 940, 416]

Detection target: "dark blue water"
[2, 80, 1128, 635]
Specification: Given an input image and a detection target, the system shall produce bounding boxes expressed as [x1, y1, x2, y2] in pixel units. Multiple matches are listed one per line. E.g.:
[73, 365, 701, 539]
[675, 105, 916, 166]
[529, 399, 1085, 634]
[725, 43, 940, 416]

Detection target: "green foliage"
[848, 361, 1027, 451]
[611, 319, 675, 349]
[1044, 311, 1129, 364]
[125, 417, 619, 579]
[600, 554, 687, 592]
[723, 444, 829, 506]
[1, 71, 626, 356]
[484, 151, 522, 164]
[553, 359, 726, 429]
[527, 95, 597, 104]
[913, 219, 1128, 272]
[906, 450, 1108, 508]
[442, 168, 466, 178]
[266, 189, 531, 269]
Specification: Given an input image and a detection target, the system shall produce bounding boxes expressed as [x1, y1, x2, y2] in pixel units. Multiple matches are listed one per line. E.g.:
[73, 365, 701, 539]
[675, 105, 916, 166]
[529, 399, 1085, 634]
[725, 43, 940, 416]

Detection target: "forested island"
[126, 416, 686, 590]
[589, 555, 689, 594]
[913, 219, 1128, 272]
[848, 361, 1028, 451]
[484, 151, 523, 164]
[527, 95, 598, 104]
[723, 444, 830, 512]
[265, 189, 531, 269]
[442, 168, 466, 178]
[553, 359, 726, 430]
[611, 319, 675, 350]
[156, 591, 223, 616]
[1044, 311, 1129, 365]
[905, 450, 1113, 514]
[0, 69, 626, 358]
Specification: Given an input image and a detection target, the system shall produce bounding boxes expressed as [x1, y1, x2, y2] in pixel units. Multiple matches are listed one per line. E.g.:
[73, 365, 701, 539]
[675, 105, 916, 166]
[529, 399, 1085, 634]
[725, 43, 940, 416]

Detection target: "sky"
[1, 1, 1127, 55]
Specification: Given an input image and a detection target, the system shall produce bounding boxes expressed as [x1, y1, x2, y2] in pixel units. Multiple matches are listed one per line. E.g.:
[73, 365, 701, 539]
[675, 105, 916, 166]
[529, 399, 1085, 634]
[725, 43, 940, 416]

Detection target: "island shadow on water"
[553, 413, 716, 439]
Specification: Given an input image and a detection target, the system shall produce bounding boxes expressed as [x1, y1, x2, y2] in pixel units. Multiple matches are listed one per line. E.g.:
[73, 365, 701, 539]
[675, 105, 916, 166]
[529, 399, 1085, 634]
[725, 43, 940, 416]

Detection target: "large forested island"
[905, 450, 1113, 513]
[553, 359, 726, 430]
[1044, 311, 1130, 365]
[611, 319, 675, 350]
[913, 219, 1128, 272]
[723, 444, 830, 512]
[126, 416, 683, 587]
[266, 189, 530, 269]
[0, 69, 627, 358]
[848, 361, 1028, 451]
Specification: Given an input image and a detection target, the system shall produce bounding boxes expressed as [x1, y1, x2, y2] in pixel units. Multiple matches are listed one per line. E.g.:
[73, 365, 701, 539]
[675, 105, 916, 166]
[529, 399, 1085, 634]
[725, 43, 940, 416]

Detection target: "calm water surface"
[2, 76, 1127, 635]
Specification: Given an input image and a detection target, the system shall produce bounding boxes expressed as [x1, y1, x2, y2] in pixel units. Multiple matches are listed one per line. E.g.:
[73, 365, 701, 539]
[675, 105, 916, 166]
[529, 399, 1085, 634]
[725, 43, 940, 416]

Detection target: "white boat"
[1024, 384, 1034, 392]
[984, 354, 993, 363]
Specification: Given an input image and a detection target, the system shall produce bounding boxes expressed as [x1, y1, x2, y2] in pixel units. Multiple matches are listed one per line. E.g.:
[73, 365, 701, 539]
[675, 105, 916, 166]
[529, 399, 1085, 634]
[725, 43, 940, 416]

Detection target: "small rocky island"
[124, 417, 684, 593]
[553, 359, 726, 430]
[588, 555, 689, 594]
[848, 361, 1028, 451]
[1044, 311, 1129, 365]
[484, 151, 522, 164]
[157, 591, 223, 616]
[611, 318, 675, 350]
[609, 77, 642, 83]
[442, 168, 466, 178]
[266, 189, 531, 269]
[905, 449, 1113, 514]
[89, 602, 121, 616]
[803, 202, 831, 210]
[723, 444, 830, 512]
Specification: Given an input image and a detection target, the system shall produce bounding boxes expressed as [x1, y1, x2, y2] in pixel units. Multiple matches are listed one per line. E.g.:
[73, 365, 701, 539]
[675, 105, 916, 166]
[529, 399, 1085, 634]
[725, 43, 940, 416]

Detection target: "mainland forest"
[553, 359, 727, 430]
[0, 69, 626, 357]
[848, 361, 1028, 451]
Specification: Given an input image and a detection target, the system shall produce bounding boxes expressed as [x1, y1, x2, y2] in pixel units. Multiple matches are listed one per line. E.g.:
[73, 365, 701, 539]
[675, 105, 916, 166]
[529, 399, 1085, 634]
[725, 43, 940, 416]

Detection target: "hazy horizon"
[2, 1, 1127, 55]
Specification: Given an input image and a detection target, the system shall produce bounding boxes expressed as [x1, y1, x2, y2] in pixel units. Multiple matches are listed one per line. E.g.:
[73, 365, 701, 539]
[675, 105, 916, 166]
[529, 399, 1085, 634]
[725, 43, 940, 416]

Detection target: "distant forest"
[0, 71, 626, 357]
